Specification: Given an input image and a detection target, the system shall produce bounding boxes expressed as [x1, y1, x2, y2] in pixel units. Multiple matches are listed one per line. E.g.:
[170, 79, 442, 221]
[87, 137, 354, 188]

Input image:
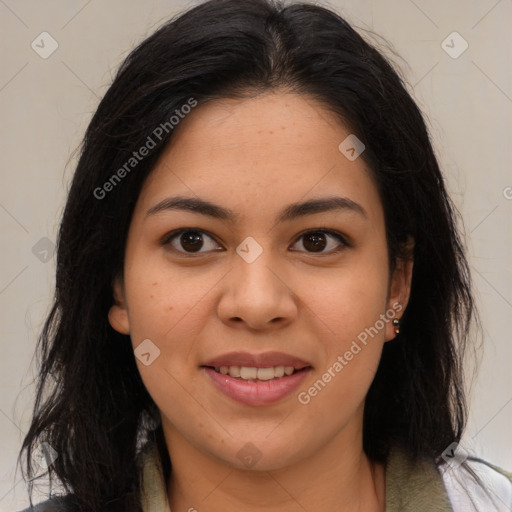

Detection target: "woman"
[17, 0, 512, 511]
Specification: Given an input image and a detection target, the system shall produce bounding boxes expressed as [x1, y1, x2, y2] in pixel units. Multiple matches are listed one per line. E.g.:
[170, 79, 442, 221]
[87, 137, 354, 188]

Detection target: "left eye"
[162, 229, 222, 254]
[290, 230, 349, 254]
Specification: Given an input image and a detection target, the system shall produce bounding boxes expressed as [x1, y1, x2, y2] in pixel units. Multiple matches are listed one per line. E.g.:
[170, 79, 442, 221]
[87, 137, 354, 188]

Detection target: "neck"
[164, 423, 385, 512]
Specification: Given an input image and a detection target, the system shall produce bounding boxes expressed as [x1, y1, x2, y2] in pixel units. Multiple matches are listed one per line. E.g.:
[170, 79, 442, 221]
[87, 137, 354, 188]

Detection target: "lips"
[201, 351, 312, 406]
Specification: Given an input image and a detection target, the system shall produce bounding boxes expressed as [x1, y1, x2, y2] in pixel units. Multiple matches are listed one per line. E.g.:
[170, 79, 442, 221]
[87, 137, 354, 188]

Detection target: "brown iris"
[179, 231, 204, 252]
[302, 232, 327, 252]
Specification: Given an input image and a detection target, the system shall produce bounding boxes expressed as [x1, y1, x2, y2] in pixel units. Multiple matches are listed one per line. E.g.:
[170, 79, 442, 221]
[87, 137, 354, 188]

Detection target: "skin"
[109, 91, 413, 512]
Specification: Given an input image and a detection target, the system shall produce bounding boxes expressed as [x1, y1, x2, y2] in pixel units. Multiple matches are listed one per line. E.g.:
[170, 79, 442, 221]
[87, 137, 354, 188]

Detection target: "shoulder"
[17, 495, 77, 512]
[16, 443, 154, 512]
[440, 457, 512, 511]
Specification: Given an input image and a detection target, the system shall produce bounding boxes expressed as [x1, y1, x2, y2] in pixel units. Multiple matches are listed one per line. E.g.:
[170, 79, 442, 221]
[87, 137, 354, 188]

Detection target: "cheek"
[122, 258, 229, 409]
[301, 252, 389, 393]
[305, 257, 389, 340]
[123, 267, 214, 419]
[123, 250, 221, 343]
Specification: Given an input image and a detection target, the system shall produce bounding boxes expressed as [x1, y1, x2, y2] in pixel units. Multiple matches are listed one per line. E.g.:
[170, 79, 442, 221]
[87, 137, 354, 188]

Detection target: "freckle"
[152, 282, 158, 286]
[269, 130, 274, 134]
[150, 295, 154, 298]
[281, 126, 286, 130]
[168, 306, 173, 311]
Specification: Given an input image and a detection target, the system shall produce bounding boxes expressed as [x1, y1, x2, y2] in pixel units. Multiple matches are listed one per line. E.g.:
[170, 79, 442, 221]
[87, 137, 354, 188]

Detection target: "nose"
[217, 250, 298, 331]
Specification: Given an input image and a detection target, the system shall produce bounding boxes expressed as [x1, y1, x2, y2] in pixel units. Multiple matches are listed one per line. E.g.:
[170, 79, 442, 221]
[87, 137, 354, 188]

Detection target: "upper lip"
[202, 351, 312, 369]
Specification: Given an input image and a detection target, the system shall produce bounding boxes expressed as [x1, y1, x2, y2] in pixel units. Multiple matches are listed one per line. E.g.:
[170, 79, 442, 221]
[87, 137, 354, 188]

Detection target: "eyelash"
[160, 228, 351, 256]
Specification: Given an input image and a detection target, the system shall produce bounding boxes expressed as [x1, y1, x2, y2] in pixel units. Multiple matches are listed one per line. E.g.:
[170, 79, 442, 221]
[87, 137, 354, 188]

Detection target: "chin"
[210, 435, 312, 472]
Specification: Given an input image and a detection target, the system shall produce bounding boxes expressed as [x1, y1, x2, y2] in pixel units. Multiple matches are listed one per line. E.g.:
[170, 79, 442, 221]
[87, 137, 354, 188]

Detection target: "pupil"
[304, 232, 326, 252]
[181, 231, 203, 252]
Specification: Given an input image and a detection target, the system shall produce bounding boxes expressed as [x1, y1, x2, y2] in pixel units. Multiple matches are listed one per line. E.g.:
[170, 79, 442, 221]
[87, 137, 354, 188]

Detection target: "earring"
[393, 318, 400, 334]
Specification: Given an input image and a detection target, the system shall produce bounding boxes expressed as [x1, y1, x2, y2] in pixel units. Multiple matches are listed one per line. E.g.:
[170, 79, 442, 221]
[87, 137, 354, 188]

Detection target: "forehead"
[136, 92, 383, 225]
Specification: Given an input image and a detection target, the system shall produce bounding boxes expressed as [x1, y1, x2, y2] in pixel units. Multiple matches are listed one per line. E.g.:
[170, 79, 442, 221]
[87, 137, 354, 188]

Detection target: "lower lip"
[203, 367, 311, 406]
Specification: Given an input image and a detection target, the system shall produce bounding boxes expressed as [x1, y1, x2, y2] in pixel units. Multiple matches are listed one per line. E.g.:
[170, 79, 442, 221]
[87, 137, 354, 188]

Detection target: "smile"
[212, 365, 298, 381]
[202, 366, 311, 406]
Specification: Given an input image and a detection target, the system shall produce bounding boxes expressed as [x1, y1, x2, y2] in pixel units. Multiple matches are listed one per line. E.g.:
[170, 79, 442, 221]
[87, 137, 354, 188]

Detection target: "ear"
[385, 237, 414, 342]
[108, 275, 131, 335]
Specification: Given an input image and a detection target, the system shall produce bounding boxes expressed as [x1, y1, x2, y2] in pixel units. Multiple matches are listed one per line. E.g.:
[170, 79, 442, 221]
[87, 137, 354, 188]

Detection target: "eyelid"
[159, 227, 221, 247]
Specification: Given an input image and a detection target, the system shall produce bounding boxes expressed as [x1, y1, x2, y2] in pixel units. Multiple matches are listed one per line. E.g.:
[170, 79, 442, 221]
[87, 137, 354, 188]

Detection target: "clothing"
[20, 443, 512, 511]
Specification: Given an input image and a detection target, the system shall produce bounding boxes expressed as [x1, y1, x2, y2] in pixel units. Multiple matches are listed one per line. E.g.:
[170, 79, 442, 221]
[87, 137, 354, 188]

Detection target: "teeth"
[256, 367, 275, 381]
[240, 367, 257, 380]
[274, 366, 285, 378]
[214, 365, 299, 380]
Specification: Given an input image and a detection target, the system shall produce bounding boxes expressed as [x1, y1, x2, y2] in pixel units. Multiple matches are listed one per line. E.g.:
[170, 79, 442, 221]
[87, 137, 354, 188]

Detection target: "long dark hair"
[18, 0, 477, 510]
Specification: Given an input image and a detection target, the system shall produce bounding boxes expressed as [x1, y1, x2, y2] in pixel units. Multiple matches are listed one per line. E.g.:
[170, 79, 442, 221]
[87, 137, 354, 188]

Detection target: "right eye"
[161, 229, 223, 255]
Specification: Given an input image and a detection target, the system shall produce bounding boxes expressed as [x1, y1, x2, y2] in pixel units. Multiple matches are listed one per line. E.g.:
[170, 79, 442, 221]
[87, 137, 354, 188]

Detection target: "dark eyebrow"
[147, 196, 238, 220]
[279, 196, 366, 221]
[146, 195, 367, 222]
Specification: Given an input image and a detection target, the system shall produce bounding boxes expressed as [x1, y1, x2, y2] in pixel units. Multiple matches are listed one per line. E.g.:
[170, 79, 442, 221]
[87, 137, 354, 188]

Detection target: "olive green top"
[138, 443, 457, 512]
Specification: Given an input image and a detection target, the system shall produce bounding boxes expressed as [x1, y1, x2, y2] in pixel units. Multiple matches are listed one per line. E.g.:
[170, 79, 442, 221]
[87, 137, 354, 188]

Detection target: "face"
[109, 92, 412, 471]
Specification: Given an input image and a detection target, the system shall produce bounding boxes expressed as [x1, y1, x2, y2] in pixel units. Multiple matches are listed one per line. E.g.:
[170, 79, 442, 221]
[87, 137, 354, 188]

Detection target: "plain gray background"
[1, 0, 511, 510]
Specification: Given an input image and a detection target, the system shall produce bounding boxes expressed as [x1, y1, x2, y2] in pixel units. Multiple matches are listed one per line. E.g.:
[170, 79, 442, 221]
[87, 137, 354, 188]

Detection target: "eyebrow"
[146, 195, 367, 222]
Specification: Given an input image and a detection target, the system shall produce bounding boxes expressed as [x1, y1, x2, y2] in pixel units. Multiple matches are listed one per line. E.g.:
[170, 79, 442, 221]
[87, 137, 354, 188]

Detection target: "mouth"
[201, 351, 312, 405]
